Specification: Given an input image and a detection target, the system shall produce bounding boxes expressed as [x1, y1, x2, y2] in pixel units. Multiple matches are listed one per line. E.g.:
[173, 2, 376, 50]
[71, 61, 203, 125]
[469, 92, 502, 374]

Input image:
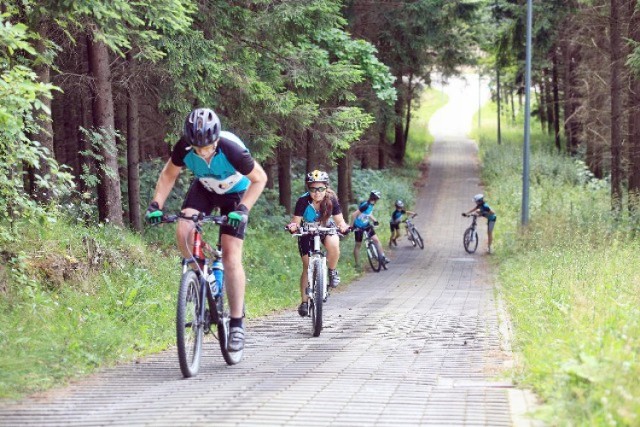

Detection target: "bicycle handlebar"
[158, 212, 228, 225]
[285, 223, 350, 237]
[461, 213, 479, 218]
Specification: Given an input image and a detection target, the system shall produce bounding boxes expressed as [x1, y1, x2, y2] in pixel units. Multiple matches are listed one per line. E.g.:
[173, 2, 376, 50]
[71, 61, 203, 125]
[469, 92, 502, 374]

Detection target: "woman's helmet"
[306, 170, 329, 184]
[184, 108, 221, 147]
[473, 194, 484, 203]
[395, 200, 404, 209]
[370, 190, 381, 201]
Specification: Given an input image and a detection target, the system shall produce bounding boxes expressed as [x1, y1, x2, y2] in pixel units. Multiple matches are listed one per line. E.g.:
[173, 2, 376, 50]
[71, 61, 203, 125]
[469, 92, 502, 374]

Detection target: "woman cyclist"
[286, 170, 350, 317]
[389, 200, 416, 247]
[462, 193, 497, 253]
[351, 190, 389, 267]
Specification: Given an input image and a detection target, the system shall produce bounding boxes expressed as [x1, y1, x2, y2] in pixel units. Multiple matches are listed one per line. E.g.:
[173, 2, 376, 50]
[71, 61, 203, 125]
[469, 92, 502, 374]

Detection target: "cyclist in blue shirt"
[286, 170, 350, 317]
[350, 190, 389, 267]
[145, 108, 267, 353]
[389, 200, 416, 247]
[463, 193, 497, 253]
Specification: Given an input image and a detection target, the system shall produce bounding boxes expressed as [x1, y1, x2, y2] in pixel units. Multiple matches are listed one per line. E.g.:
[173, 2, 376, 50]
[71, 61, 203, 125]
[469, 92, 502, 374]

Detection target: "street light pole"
[521, 0, 533, 226]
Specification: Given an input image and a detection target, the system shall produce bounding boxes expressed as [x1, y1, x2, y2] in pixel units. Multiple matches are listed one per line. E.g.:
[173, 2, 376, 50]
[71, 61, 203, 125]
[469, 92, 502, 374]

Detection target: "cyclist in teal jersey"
[286, 170, 350, 317]
[389, 200, 416, 247]
[145, 108, 267, 353]
[350, 190, 389, 267]
[463, 193, 497, 253]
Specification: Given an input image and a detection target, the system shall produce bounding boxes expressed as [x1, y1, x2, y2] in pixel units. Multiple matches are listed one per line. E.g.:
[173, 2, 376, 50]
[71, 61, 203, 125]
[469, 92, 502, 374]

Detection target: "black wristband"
[237, 203, 249, 214]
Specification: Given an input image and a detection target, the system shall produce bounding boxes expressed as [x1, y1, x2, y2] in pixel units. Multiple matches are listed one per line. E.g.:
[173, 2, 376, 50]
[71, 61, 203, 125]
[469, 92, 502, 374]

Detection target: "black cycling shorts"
[182, 179, 246, 239]
[389, 222, 400, 232]
[354, 225, 375, 243]
[297, 234, 327, 257]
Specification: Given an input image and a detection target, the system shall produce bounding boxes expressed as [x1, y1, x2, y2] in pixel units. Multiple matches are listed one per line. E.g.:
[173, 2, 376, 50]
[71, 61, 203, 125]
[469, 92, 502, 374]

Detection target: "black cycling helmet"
[395, 200, 404, 209]
[370, 190, 381, 201]
[306, 169, 329, 184]
[184, 108, 221, 147]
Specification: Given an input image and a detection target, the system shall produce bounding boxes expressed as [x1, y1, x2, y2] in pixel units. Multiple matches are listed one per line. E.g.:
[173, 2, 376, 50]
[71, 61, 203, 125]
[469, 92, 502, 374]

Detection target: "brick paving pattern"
[0, 76, 525, 426]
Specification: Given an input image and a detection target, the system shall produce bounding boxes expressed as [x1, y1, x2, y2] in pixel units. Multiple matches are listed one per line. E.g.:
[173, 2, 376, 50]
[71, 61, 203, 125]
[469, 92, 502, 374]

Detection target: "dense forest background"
[2, 0, 640, 230]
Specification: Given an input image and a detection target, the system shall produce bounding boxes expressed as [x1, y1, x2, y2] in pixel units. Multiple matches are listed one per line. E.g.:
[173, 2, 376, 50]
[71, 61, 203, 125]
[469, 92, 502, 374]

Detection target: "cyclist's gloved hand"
[145, 201, 163, 224]
[461, 212, 467, 217]
[373, 220, 379, 226]
[228, 204, 249, 228]
[286, 222, 298, 234]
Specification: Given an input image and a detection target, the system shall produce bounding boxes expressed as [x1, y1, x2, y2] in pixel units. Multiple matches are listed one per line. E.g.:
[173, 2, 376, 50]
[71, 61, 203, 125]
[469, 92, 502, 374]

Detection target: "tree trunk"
[126, 52, 142, 232]
[496, 65, 502, 145]
[562, 38, 577, 154]
[277, 145, 292, 214]
[337, 154, 349, 213]
[543, 68, 554, 135]
[378, 123, 387, 169]
[627, 0, 640, 199]
[31, 21, 54, 203]
[552, 49, 562, 152]
[264, 156, 275, 190]
[402, 72, 414, 149]
[87, 33, 124, 226]
[393, 71, 405, 163]
[305, 129, 321, 172]
[610, 0, 623, 211]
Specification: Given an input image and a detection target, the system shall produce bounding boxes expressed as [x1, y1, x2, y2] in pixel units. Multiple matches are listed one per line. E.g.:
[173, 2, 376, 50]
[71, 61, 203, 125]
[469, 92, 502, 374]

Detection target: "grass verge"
[474, 104, 640, 426]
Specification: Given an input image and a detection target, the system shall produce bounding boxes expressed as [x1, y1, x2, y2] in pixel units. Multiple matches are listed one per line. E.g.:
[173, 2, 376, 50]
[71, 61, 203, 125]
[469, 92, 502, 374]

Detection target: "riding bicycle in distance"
[286, 170, 350, 325]
[351, 190, 390, 270]
[462, 193, 497, 254]
[389, 199, 422, 249]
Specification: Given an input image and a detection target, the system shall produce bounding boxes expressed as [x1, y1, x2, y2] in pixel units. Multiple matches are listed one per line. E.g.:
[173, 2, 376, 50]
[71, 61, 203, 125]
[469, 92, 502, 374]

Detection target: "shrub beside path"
[0, 75, 539, 426]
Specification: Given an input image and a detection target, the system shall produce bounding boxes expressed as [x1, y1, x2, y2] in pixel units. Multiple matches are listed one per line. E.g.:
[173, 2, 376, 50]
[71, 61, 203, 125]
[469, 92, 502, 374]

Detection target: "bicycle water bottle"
[211, 259, 224, 296]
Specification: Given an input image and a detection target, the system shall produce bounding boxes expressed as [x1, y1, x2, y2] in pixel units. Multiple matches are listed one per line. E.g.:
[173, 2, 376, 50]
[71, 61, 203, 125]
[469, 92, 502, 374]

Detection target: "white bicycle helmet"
[473, 194, 484, 203]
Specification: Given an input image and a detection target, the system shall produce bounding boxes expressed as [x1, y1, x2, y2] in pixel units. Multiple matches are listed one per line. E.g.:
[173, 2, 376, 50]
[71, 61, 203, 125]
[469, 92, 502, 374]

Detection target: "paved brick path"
[0, 76, 534, 426]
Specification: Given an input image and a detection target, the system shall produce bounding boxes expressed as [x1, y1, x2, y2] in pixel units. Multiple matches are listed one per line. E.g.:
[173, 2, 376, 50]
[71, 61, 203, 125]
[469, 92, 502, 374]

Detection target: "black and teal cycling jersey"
[293, 193, 342, 224]
[479, 203, 497, 221]
[354, 201, 374, 228]
[170, 131, 255, 194]
[390, 208, 406, 225]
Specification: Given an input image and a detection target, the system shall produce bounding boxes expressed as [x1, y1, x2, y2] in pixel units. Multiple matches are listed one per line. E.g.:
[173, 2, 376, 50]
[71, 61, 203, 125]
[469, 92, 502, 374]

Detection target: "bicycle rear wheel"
[366, 240, 382, 272]
[310, 258, 324, 337]
[412, 228, 424, 250]
[176, 270, 203, 378]
[463, 228, 478, 254]
[216, 290, 243, 365]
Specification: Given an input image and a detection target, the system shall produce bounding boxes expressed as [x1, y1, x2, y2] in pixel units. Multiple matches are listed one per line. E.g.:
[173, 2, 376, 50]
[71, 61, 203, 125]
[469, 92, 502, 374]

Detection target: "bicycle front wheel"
[463, 228, 478, 254]
[216, 291, 243, 365]
[408, 227, 417, 247]
[366, 241, 382, 272]
[176, 270, 203, 378]
[412, 228, 424, 250]
[310, 258, 324, 337]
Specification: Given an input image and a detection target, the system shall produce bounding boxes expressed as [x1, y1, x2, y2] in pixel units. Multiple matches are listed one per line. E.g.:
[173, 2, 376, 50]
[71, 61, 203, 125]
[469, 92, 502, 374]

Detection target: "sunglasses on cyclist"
[309, 186, 327, 193]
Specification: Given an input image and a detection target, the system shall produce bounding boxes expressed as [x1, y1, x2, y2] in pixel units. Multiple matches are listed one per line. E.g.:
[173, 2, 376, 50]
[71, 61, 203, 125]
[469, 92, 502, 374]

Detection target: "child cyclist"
[462, 193, 497, 253]
[350, 190, 389, 267]
[389, 200, 416, 247]
[286, 170, 350, 317]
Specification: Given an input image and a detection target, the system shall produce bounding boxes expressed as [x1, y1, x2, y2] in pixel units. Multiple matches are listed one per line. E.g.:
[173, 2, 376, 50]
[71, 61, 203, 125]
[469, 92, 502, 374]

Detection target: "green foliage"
[477, 102, 640, 425]
[0, 13, 73, 232]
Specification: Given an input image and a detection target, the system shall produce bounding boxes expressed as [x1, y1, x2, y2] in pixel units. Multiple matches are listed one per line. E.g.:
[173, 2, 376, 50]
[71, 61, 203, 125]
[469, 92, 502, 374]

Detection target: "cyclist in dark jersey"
[389, 200, 416, 247]
[463, 193, 497, 254]
[145, 108, 267, 353]
[350, 190, 389, 267]
[286, 170, 350, 317]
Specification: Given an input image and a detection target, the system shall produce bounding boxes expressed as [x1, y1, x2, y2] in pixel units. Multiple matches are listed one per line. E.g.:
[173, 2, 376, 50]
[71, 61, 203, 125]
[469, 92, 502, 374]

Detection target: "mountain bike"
[157, 212, 242, 378]
[462, 213, 479, 254]
[288, 223, 344, 337]
[362, 224, 387, 272]
[404, 214, 424, 249]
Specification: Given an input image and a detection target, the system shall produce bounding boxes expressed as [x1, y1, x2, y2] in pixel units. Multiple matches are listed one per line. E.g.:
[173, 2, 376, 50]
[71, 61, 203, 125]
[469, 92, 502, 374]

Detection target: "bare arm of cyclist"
[151, 159, 183, 209]
[237, 161, 267, 211]
[287, 215, 303, 233]
[332, 213, 350, 233]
